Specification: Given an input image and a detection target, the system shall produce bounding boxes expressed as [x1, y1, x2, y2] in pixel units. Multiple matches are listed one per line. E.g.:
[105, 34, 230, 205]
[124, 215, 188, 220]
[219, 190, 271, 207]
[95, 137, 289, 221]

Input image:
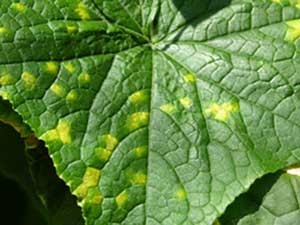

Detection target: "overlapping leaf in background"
[2, 0, 300, 224]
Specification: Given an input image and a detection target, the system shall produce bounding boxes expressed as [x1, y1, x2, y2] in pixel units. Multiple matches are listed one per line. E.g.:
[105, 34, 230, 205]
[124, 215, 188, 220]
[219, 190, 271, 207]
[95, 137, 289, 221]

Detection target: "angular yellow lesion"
[78, 72, 90, 84]
[64, 62, 75, 73]
[66, 25, 78, 34]
[205, 102, 239, 122]
[75, 2, 91, 20]
[50, 83, 65, 97]
[85, 187, 103, 204]
[285, 20, 300, 41]
[175, 187, 187, 200]
[41, 120, 72, 144]
[160, 104, 175, 114]
[131, 172, 147, 185]
[21, 72, 36, 89]
[0, 73, 14, 85]
[66, 90, 78, 102]
[116, 190, 128, 208]
[73, 167, 101, 199]
[126, 112, 149, 131]
[183, 73, 196, 83]
[0, 90, 11, 100]
[0, 27, 9, 34]
[11, 3, 27, 12]
[95, 134, 118, 161]
[129, 90, 148, 103]
[134, 146, 147, 157]
[45, 61, 59, 74]
[180, 97, 193, 108]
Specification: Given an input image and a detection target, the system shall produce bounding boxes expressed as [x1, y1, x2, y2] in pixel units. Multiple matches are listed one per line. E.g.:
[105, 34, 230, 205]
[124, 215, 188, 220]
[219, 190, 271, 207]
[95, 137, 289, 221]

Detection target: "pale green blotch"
[180, 97, 193, 109]
[116, 190, 128, 208]
[126, 112, 149, 131]
[10, 3, 27, 12]
[160, 104, 176, 114]
[45, 61, 59, 74]
[205, 102, 239, 122]
[21, 72, 36, 89]
[0, 73, 15, 86]
[85, 187, 103, 205]
[41, 120, 72, 144]
[73, 167, 101, 200]
[130, 172, 147, 185]
[75, 2, 91, 20]
[78, 72, 91, 84]
[129, 90, 149, 103]
[50, 83, 66, 97]
[95, 134, 118, 161]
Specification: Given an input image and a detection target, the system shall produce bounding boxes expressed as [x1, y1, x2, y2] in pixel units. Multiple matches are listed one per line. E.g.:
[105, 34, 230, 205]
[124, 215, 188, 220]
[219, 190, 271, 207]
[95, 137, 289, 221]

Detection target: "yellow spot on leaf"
[160, 104, 175, 114]
[116, 190, 128, 208]
[85, 187, 103, 204]
[131, 172, 147, 185]
[50, 83, 65, 97]
[0, 74, 14, 85]
[134, 146, 147, 157]
[183, 73, 196, 83]
[21, 72, 36, 89]
[67, 25, 78, 34]
[75, 2, 91, 20]
[0, 27, 9, 34]
[95, 134, 118, 161]
[129, 90, 148, 103]
[205, 102, 238, 122]
[64, 62, 75, 73]
[175, 188, 187, 200]
[41, 120, 71, 144]
[11, 3, 26, 12]
[126, 112, 149, 131]
[180, 97, 193, 108]
[66, 90, 78, 102]
[286, 20, 300, 41]
[0, 90, 10, 100]
[78, 72, 90, 84]
[45, 62, 59, 74]
[73, 167, 101, 199]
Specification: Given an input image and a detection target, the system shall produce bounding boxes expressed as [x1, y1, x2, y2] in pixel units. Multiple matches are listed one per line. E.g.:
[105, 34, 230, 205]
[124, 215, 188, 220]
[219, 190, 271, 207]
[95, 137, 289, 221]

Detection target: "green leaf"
[237, 173, 300, 225]
[2, 0, 300, 224]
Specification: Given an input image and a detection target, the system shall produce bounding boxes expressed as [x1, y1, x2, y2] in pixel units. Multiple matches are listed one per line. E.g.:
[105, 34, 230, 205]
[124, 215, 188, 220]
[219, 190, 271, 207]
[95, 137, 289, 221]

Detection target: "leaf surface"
[1, 0, 300, 224]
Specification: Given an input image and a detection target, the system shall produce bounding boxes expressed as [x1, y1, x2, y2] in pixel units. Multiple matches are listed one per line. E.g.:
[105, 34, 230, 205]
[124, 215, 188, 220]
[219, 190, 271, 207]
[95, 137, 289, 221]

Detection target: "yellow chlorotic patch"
[50, 83, 65, 97]
[134, 146, 147, 157]
[160, 104, 175, 114]
[64, 62, 75, 73]
[287, 168, 300, 176]
[85, 188, 103, 204]
[131, 172, 147, 185]
[0, 27, 9, 34]
[0, 90, 10, 100]
[116, 190, 128, 208]
[66, 90, 78, 102]
[285, 20, 300, 41]
[45, 61, 59, 74]
[183, 73, 196, 83]
[41, 120, 71, 144]
[95, 134, 118, 161]
[78, 72, 90, 84]
[73, 167, 101, 199]
[0, 74, 14, 85]
[67, 25, 78, 34]
[21, 72, 36, 89]
[126, 112, 149, 131]
[180, 97, 193, 108]
[175, 188, 187, 200]
[129, 90, 148, 103]
[11, 3, 26, 12]
[75, 2, 91, 20]
[205, 102, 239, 122]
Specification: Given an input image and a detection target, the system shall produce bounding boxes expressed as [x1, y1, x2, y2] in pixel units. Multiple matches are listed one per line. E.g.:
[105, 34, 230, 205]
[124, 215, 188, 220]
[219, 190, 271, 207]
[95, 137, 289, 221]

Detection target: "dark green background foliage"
[2, 0, 300, 225]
